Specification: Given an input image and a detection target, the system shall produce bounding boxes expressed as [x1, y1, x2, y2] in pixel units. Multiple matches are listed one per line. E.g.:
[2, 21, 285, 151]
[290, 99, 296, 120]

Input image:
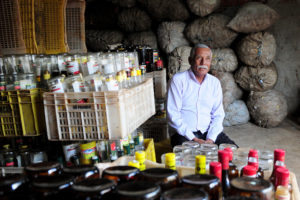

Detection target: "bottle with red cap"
[270, 149, 286, 185]
[224, 147, 239, 180]
[275, 167, 292, 199]
[209, 162, 222, 181]
[241, 149, 264, 179]
[218, 150, 230, 198]
[242, 165, 257, 178]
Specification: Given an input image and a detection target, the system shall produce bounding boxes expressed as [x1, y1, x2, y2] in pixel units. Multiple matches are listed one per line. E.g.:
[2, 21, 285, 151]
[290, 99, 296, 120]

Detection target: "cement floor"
[225, 119, 300, 190]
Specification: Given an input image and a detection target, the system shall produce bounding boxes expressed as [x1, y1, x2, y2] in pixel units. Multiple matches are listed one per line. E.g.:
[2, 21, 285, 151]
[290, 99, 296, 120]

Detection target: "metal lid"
[181, 174, 219, 186]
[162, 188, 208, 200]
[72, 178, 115, 193]
[25, 162, 60, 172]
[141, 168, 178, 179]
[117, 181, 161, 199]
[103, 166, 139, 176]
[32, 175, 74, 189]
[63, 165, 98, 174]
[231, 177, 273, 193]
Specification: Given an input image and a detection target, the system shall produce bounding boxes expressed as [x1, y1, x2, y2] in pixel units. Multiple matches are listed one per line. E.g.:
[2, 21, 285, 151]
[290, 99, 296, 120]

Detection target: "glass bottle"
[135, 151, 146, 171]
[165, 153, 176, 170]
[218, 150, 230, 198]
[62, 165, 100, 182]
[25, 162, 61, 181]
[139, 168, 179, 192]
[2, 144, 16, 167]
[0, 174, 27, 199]
[242, 165, 257, 178]
[275, 167, 292, 197]
[181, 174, 221, 200]
[209, 161, 222, 181]
[275, 185, 290, 200]
[224, 147, 239, 180]
[247, 149, 264, 179]
[195, 155, 206, 175]
[270, 149, 285, 186]
[161, 187, 208, 200]
[102, 166, 139, 185]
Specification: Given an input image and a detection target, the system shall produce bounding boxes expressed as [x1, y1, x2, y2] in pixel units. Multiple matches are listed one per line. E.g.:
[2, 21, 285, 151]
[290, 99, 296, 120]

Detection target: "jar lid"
[32, 175, 74, 189]
[141, 168, 178, 179]
[103, 166, 139, 176]
[117, 181, 161, 199]
[63, 165, 98, 174]
[25, 162, 60, 172]
[226, 196, 259, 200]
[181, 174, 219, 186]
[0, 174, 26, 188]
[72, 178, 115, 193]
[162, 188, 208, 200]
[231, 177, 273, 193]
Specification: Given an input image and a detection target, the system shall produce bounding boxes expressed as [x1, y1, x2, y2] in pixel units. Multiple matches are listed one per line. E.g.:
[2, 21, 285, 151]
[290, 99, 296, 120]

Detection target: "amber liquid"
[222, 170, 231, 198]
[229, 161, 239, 181]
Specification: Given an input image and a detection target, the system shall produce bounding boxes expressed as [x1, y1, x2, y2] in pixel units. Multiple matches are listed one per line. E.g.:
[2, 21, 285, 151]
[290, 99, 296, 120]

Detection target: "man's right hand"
[192, 137, 205, 144]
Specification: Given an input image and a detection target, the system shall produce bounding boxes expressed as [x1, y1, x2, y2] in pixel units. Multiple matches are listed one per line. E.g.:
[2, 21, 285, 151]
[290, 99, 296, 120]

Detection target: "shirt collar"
[188, 68, 208, 85]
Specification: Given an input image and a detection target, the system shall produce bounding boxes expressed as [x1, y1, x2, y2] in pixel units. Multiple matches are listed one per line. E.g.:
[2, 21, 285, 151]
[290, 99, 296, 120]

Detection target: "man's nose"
[200, 58, 204, 65]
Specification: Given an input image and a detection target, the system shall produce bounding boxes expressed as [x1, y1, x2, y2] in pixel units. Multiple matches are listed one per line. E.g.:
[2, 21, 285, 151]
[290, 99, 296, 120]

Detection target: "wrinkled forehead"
[193, 47, 212, 58]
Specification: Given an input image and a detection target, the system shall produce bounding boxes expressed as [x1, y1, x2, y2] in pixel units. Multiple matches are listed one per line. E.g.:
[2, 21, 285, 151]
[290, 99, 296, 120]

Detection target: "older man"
[167, 44, 237, 147]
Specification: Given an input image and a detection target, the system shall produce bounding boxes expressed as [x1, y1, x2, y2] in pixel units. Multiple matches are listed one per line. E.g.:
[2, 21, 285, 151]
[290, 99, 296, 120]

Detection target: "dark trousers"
[171, 130, 238, 148]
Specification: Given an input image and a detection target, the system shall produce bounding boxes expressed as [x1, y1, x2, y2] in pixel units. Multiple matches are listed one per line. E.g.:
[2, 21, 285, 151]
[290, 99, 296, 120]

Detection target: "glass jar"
[161, 153, 182, 167]
[229, 177, 274, 200]
[161, 187, 208, 200]
[116, 181, 161, 200]
[71, 178, 116, 200]
[102, 166, 139, 185]
[0, 174, 27, 199]
[139, 168, 179, 192]
[182, 141, 200, 154]
[31, 175, 74, 200]
[259, 150, 273, 175]
[219, 143, 238, 151]
[181, 174, 222, 200]
[173, 145, 192, 166]
[2, 144, 16, 167]
[48, 76, 66, 93]
[17, 145, 31, 167]
[30, 150, 48, 164]
[25, 162, 61, 180]
[62, 165, 100, 182]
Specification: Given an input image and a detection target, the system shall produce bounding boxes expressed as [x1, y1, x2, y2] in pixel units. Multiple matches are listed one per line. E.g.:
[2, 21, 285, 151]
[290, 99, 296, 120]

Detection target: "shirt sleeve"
[206, 80, 225, 142]
[167, 77, 195, 141]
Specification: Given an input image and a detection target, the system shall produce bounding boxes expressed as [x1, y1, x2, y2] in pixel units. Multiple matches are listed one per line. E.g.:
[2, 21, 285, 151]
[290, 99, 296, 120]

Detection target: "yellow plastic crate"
[144, 138, 156, 162]
[18, 0, 38, 54]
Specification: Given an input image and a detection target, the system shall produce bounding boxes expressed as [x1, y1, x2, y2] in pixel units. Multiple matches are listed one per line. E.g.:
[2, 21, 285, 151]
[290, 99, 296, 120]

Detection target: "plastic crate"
[66, 0, 87, 54]
[18, 0, 38, 54]
[145, 69, 167, 99]
[35, 0, 68, 54]
[44, 78, 155, 141]
[0, 0, 26, 55]
[0, 91, 22, 137]
[144, 138, 156, 162]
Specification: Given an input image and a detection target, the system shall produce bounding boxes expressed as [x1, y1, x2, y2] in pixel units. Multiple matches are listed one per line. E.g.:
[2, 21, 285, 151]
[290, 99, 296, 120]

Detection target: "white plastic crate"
[43, 78, 155, 141]
[145, 69, 167, 99]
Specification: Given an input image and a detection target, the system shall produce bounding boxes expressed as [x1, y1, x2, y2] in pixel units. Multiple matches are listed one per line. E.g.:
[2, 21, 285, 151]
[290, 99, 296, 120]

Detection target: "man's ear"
[188, 57, 192, 65]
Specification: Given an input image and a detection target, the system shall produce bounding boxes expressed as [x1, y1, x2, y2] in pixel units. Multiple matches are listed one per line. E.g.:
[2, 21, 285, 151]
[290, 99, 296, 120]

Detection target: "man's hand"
[205, 139, 214, 144]
[192, 137, 205, 144]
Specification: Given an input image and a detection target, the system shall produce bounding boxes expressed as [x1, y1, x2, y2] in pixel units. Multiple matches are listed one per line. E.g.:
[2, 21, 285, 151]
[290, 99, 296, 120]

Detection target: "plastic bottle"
[135, 151, 146, 171]
[195, 155, 206, 174]
[165, 153, 176, 170]
[128, 160, 140, 169]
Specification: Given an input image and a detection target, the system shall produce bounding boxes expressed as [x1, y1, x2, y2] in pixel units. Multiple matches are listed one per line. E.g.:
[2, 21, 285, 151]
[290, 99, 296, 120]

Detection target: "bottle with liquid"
[209, 161, 222, 181]
[165, 153, 176, 170]
[275, 167, 292, 197]
[270, 149, 285, 186]
[218, 150, 230, 198]
[135, 151, 146, 171]
[102, 166, 139, 185]
[128, 160, 140, 169]
[195, 155, 206, 175]
[249, 149, 264, 179]
[275, 185, 290, 200]
[62, 165, 100, 182]
[161, 187, 208, 200]
[242, 165, 257, 178]
[224, 147, 239, 180]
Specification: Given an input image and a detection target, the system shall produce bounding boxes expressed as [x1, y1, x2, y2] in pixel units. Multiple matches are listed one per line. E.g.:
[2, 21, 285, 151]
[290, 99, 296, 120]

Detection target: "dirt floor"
[225, 119, 300, 190]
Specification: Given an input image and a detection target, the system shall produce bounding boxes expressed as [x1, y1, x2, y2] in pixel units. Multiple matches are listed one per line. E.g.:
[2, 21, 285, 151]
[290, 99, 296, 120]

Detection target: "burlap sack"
[125, 31, 158, 49]
[224, 100, 250, 127]
[185, 14, 238, 48]
[168, 46, 192, 78]
[187, 0, 220, 17]
[108, 0, 136, 7]
[157, 21, 189, 54]
[117, 7, 151, 32]
[138, 0, 190, 21]
[247, 90, 287, 128]
[211, 71, 243, 110]
[237, 32, 276, 66]
[86, 30, 124, 51]
[211, 48, 238, 72]
[235, 62, 278, 92]
[227, 2, 279, 33]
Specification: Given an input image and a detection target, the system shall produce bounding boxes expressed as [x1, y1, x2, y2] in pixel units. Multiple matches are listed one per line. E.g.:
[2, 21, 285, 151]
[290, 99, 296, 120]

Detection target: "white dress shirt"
[167, 69, 225, 142]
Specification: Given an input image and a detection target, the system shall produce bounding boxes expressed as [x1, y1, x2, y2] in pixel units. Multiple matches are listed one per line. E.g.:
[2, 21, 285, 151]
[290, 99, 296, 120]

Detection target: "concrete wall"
[268, 0, 300, 114]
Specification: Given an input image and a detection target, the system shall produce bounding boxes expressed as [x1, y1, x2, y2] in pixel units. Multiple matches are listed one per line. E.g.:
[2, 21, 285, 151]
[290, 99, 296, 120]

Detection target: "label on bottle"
[50, 82, 64, 93]
[87, 61, 99, 75]
[0, 82, 5, 91]
[5, 161, 14, 167]
[14, 81, 20, 90]
[67, 61, 80, 75]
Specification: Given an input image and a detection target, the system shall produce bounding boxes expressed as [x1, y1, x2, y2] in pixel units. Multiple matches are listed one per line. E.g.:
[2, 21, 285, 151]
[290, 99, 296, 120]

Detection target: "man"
[167, 44, 237, 147]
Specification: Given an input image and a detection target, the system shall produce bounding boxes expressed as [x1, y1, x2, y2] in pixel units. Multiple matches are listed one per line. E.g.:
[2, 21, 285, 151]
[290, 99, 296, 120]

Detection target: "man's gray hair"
[189, 44, 212, 58]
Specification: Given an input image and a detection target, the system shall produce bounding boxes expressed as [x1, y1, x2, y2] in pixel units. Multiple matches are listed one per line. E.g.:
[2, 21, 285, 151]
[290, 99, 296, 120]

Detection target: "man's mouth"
[197, 65, 208, 70]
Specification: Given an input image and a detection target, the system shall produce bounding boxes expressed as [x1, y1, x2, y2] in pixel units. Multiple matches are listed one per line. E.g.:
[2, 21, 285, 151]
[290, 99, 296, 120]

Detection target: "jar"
[161, 187, 208, 200]
[182, 141, 200, 154]
[16, 145, 31, 167]
[259, 150, 273, 174]
[229, 177, 274, 200]
[62, 165, 100, 182]
[71, 178, 116, 200]
[181, 174, 222, 200]
[116, 181, 161, 200]
[25, 162, 61, 180]
[31, 175, 74, 200]
[0, 174, 27, 199]
[66, 55, 80, 75]
[30, 150, 48, 164]
[219, 143, 238, 151]
[2, 144, 15, 167]
[48, 76, 65, 93]
[139, 168, 179, 192]
[173, 145, 192, 166]
[161, 153, 181, 167]
[102, 166, 139, 185]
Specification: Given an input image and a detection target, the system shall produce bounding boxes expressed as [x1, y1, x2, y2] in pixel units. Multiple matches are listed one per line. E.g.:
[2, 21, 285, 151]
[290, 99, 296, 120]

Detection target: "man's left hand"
[205, 139, 214, 144]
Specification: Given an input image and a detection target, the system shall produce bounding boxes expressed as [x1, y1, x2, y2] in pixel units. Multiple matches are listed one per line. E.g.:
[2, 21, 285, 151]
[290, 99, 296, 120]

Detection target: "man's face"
[190, 47, 212, 78]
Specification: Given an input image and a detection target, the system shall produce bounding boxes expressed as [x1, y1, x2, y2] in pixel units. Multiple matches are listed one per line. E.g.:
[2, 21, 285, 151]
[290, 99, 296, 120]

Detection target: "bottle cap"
[276, 167, 289, 187]
[209, 162, 222, 180]
[135, 151, 145, 160]
[218, 150, 229, 170]
[165, 153, 175, 162]
[195, 155, 206, 165]
[274, 149, 285, 162]
[224, 147, 233, 161]
[128, 160, 140, 169]
[248, 149, 258, 159]
[248, 161, 259, 170]
[243, 165, 257, 177]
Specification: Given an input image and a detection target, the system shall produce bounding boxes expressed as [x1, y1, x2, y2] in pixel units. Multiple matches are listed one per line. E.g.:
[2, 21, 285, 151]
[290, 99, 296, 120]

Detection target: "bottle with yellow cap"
[135, 151, 146, 171]
[128, 160, 140, 169]
[165, 153, 176, 170]
[195, 155, 206, 174]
